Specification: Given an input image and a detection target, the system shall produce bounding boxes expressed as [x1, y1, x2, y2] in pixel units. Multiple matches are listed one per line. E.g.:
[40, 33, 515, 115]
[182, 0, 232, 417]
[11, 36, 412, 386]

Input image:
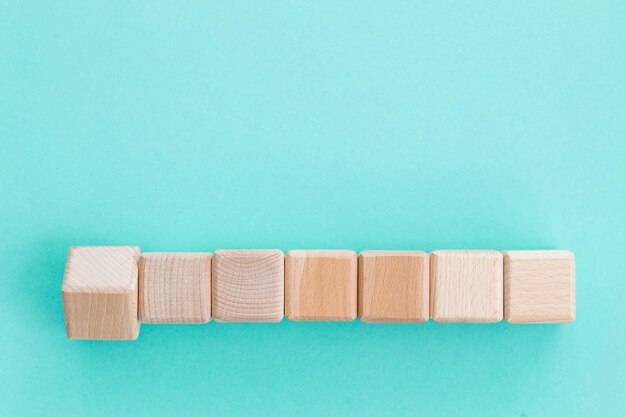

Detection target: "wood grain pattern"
[430, 250, 503, 323]
[212, 250, 284, 322]
[138, 252, 211, 324]
[504, 250, 575, 323]
[358, 251, 429, 323]
[285, 250, 357, 321]
[61, 246, 140, 340]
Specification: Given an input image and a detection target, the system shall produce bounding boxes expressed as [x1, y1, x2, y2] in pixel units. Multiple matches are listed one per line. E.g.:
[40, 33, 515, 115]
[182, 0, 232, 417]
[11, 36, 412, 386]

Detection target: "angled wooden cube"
[285, 250, 357, 321]
[504, 250, 575, 323]
[138, 252, 212, 324]
[430, 250, 503, 323]
[61, 246, 140, 340]
[358, 251, 429, 323]
[212, 250, 284, 322]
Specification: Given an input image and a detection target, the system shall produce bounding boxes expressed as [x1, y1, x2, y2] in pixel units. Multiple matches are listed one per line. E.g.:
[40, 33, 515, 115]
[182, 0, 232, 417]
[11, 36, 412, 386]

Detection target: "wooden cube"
[430, 250, 503, 323]
[358, 251, 429, 323]
[285, 250, 357, 321]
[212, 250, 284, 322]
[138, 252, 212, 324]
[62, 246, 140, 340]
[504, 250, 575, 323]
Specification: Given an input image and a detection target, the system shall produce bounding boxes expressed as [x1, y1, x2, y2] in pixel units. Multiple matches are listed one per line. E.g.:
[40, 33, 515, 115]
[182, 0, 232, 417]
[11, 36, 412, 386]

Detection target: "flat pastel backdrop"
[1, 2, 624, 416]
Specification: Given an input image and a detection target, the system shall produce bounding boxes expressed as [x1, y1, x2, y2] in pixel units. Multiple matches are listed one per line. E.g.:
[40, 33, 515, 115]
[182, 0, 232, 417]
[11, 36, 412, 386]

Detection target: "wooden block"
[430, 250, 503, 323]
[61, 246, 140, 340]
[285, 250, 357, 321]
[504, 250, 575, 323]
[212, 250, 284, 322]
[358, 251, 429, 323]
[138, 252, 211, 324]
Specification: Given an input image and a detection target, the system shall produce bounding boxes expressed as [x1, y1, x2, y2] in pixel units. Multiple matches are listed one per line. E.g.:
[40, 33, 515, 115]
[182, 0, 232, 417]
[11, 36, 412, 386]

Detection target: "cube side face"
[430, 250, 503, 323]
[504, 251, 575, 323]
[61, 246, 140, 340]
[358, 251, 429, 323]
[139, 253, 212, 324]
[212, 250, 284, 322]
[285, 251, 357, 321]
[62, 289, 139, 340]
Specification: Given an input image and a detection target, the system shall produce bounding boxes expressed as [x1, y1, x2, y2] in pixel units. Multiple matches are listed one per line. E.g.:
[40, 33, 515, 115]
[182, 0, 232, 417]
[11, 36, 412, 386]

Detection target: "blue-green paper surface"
[1, 2, 625, 416]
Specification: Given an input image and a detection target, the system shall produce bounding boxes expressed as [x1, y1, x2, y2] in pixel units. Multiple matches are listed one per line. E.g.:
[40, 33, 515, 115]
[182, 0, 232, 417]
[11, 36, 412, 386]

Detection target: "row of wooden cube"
[62, 247, 575, 339]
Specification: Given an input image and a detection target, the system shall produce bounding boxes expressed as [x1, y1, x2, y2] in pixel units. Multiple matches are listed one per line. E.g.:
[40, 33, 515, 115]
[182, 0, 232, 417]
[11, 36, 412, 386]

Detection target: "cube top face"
[358, 251, 429, 323]
[62, 246, 140, 340]
[62, 246, 140, 293]
[285, 250, 357, 321]
[430, 250, 503, 323]
[212, 250, 284, 322]
[142, 252, 210, 260]
[359, 250, 426, 258]
[504, 250, 575, 323]
[138, 252, 212, 324]
[287, 250, 356, 259]
[504, 250, 574, 262]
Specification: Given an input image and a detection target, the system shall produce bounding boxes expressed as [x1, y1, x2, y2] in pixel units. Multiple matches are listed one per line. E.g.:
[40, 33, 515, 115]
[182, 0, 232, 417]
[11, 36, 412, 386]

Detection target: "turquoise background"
[1, 1, 625, 416]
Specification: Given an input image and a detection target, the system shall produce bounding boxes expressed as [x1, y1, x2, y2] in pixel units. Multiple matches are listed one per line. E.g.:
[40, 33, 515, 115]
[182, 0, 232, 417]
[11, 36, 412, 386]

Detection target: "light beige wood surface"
[504, 250, 575, 323]
[358, 251, 429, 323]
[138, 252, 211, 324]
[62, 246, 140, 340]
[430, 250, 503, 323]
[285, 250, 357, 321]
[212, 250, 284, 322]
